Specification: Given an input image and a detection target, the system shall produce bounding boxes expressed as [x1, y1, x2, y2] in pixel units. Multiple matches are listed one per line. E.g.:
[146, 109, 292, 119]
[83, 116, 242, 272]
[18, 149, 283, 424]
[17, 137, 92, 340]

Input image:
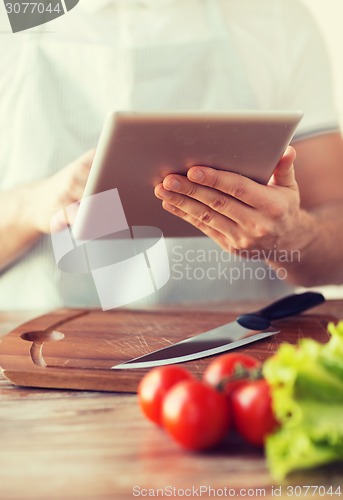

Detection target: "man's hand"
[154, 147, 314, 258]
[30, 149, 95, 234]
[0, 149, 95, 271]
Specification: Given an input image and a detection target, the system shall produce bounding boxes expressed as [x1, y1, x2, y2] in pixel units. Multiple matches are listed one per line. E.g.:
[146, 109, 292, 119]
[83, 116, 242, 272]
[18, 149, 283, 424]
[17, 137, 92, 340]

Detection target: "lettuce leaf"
[263, 321, 343, 480]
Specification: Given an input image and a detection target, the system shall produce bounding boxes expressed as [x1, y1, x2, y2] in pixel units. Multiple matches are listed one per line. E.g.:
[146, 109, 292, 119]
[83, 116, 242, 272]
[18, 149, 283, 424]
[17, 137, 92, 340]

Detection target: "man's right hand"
[30, 149, 95, 234]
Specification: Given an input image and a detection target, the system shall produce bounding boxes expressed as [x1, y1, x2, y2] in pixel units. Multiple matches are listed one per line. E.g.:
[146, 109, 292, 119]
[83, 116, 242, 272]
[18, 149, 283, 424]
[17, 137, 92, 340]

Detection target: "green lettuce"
[263, 321, 343, 480]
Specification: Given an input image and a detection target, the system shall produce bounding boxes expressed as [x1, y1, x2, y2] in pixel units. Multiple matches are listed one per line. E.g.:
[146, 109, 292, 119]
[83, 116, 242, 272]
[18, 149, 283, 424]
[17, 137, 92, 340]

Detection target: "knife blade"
[112, 291, 325, 369]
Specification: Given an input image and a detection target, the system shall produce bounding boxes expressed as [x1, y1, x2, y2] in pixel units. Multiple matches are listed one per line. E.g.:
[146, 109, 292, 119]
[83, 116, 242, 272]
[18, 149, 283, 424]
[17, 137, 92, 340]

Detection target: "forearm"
[269, 202, 343, 287]
[0, 184, 41, 272]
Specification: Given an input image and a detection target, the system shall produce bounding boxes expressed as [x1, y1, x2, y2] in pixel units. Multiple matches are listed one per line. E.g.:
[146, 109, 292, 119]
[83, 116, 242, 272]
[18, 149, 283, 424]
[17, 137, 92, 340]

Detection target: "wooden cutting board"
[0, 306, 335, 393]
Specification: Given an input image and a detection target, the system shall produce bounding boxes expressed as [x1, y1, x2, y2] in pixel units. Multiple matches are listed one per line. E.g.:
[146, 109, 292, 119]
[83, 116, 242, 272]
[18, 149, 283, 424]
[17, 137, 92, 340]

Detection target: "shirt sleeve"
[278, 0, 340, 140]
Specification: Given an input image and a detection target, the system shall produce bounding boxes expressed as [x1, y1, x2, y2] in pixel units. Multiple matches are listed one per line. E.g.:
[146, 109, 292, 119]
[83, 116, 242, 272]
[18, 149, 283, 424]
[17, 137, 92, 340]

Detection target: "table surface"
[0, 303, 342, 500]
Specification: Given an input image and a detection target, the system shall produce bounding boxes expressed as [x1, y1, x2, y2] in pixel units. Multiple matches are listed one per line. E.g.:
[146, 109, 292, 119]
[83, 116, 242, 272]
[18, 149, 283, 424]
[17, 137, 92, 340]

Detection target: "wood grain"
[0, 303, 342, 500]
[0, 304, 334, 393]
[0, 376, 342, 500]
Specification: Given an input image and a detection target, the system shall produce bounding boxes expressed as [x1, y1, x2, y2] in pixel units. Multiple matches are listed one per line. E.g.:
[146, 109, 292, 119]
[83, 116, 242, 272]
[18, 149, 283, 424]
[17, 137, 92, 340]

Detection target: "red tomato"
[138, 366, 194, 426]
[203, 353, 261, 396]
[231, 379, 279, 447]
[162, 380, 230, 451]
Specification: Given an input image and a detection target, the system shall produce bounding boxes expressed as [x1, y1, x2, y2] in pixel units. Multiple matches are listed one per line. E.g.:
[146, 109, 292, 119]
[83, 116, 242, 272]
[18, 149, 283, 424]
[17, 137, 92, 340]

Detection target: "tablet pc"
[74, 110, 303, 239]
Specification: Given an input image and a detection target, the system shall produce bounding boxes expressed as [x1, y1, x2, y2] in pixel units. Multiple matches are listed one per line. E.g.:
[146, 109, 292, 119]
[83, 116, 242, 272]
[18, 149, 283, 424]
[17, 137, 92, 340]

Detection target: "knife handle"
[236, 291, 325, 331]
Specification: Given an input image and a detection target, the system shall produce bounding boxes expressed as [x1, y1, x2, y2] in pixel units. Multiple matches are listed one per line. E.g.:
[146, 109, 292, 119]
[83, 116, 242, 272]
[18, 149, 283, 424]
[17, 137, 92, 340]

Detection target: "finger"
[161, 174, 255, 228]
[187, 166, 268, 207]
[64, 201, 80, 226]
[63, 175, 87, 202]
[65, 151, 95, 195]
[69, 149, 95, 182]
[269, 146, 297, 188]
[77, 148, 96, 168]
[161, 200, 236, 250]
[50, 209, 69, 233]
[155, 185, 239, 239]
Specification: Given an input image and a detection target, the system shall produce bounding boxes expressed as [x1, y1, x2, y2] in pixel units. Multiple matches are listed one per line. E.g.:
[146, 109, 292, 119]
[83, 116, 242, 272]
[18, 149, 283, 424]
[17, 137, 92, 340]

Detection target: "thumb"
[269, 146, 297, 188]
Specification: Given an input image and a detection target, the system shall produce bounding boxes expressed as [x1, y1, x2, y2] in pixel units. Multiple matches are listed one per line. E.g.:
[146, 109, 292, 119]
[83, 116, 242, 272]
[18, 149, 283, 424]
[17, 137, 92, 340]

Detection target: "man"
[0, 0, 343, 309]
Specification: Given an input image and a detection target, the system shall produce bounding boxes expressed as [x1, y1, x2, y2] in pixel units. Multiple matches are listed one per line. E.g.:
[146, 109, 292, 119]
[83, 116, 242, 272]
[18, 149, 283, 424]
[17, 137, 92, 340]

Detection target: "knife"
[112, 291, 325, 370]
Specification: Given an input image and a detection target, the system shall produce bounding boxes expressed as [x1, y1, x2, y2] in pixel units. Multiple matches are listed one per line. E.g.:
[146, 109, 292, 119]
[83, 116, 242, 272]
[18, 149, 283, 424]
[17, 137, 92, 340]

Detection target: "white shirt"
[0, 0, 339, 310]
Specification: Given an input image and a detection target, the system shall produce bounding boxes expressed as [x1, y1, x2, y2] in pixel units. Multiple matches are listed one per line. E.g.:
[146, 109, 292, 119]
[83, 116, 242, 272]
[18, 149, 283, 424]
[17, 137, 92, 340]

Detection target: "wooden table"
[0, 303, 342, 500]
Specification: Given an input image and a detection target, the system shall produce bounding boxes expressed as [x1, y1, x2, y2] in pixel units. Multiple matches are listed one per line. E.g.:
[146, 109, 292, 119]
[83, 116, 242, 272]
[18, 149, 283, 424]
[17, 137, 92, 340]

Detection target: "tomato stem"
[216, 364, 263, 393]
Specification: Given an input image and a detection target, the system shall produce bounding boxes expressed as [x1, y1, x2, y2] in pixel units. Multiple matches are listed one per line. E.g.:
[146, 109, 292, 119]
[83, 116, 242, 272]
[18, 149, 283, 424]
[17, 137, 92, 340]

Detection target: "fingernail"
[189, 169, 204, 181]
[166, 178, 181, 190]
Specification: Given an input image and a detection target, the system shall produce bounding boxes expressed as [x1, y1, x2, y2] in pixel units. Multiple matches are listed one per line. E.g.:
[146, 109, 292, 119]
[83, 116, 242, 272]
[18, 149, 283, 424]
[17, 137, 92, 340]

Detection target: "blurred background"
[300, 0, 343, 298]
[302, 0, 343, 128]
